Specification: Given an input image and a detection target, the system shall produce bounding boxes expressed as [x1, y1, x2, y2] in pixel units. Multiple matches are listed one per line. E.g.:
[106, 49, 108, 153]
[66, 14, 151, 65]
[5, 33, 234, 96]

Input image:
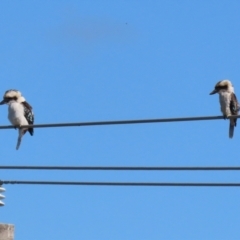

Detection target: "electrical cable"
[0, 166, 240, 171]
[1, 180, 240, 187]
[0, 115, 239, 130]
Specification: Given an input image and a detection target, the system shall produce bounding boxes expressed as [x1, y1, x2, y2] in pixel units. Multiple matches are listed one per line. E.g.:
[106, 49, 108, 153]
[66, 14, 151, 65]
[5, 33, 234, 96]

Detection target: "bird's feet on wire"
[14, 124, 21, 130]
[223, 114, 231, 120]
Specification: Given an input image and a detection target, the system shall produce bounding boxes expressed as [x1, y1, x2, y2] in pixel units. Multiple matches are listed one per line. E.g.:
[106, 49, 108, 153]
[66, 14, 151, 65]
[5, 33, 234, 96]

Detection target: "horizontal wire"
[1, 166, 240, 171]
[1, 180, 240, 187]
[0, 115, 239, 130]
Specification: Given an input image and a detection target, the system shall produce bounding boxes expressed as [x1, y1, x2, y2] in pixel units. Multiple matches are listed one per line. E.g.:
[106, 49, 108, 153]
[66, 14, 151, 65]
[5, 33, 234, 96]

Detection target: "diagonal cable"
[0, 115, 239, 130]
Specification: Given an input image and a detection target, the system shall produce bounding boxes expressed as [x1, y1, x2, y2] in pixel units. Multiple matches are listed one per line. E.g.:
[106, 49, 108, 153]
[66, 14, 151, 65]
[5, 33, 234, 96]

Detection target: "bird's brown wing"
[230, 93, 238, 126]
[22, 101, 34, 135]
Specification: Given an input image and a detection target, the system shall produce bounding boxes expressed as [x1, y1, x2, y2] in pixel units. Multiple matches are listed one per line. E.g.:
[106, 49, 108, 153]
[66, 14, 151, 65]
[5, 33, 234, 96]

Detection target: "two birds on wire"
[0, 80, 239, 150]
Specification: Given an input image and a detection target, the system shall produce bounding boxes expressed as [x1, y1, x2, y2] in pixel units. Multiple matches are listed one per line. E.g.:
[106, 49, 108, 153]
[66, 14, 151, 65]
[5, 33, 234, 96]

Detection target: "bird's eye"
[4, 97, 17, 101]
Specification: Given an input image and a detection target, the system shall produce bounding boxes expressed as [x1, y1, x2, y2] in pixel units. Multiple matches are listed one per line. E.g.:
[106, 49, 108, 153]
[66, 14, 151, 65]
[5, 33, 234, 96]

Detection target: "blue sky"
[1, 1, 240, 239]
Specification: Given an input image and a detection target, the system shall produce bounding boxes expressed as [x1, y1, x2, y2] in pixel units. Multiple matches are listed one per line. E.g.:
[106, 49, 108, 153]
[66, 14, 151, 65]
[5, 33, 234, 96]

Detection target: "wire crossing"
[1, 166, 240, 171]
[1, 180, 240, 187]
[0, 115, 239, 130]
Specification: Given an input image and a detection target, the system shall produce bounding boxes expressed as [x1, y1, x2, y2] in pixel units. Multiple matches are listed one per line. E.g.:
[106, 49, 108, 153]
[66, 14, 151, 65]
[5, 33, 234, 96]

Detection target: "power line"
[1, 180, 240, 187]
[0, 115, 239, 130]
[1, 166, 240, 171]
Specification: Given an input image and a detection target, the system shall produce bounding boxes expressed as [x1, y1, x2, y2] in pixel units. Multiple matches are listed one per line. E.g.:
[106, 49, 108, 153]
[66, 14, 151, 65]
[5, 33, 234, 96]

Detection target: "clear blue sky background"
[1, 1, 240, 239]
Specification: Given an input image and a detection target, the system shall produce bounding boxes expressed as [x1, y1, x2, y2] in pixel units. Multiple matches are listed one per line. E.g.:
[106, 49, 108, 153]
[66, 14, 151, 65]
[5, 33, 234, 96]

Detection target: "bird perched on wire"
[210, 80, 239, 138]
[0, 89, 34, 149]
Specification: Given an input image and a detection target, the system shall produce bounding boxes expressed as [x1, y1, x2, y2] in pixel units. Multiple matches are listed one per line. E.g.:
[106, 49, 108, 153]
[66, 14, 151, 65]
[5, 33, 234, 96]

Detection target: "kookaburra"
[210, 80, 239, 138]
[0, 89, 34, 149]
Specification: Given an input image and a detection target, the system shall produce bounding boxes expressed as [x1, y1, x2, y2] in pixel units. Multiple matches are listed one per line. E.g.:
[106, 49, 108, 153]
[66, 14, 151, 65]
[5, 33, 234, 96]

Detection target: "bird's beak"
[0, 99, 6, 105]
[209, 89, 218, 95]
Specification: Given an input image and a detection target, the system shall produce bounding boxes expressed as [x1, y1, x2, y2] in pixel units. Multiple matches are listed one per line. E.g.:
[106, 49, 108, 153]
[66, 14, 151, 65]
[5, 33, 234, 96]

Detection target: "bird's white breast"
[8, 102, 28, 126]
[218, 91, 231, 116]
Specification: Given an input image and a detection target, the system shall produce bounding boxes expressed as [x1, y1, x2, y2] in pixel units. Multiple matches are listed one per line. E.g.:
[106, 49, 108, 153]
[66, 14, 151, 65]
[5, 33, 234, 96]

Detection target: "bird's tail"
[229, 124, 234, 138]
[16, 129, 26, 150]
[229, 118, 237, 138]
